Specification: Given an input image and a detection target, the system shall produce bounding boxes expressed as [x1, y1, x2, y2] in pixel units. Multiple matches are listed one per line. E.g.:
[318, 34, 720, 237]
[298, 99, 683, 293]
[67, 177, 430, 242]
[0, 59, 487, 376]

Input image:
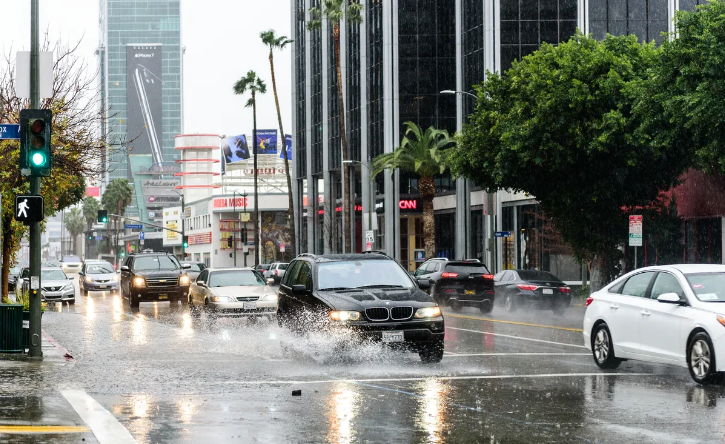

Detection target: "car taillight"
[483, 274, 494, 280]
[586, 297, 593, 306]
[560, 287, 571, 293]
[443, 289, 455, 293]
[441, 272, 459, 278]
[275, 270, 278, 275]
[517, 284, 537, 291]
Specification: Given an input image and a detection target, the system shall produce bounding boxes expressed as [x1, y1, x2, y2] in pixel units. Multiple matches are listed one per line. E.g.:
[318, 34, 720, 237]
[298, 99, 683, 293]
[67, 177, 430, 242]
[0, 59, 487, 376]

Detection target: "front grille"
[365, 307, 389, 321]
[236, 296, 260, 302]
[95, 279, 109, 283]
[390, 306, 413, 320]
[145, 277, 179, 287]
[42, 286, 61, 292]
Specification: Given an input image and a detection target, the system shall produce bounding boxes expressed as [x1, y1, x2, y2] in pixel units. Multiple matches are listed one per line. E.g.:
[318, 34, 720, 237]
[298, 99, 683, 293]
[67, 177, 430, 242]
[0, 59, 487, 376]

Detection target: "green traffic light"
[31, 151, 46, 166]
[102, 217, 107, 223]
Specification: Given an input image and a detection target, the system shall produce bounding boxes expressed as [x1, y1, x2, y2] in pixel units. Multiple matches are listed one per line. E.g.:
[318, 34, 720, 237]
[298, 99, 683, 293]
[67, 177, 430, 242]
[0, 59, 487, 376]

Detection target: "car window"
[278, 263, 289, 270]
[63, 256, 81, 262]
[208, 270, 265, 287]
[433, 262, 442, 272]
[87, 264, 115, 274]
[183, 263, 205, 272]
[283, 261, 302, 287]
[196, 270, 209, 283]
[41, 269, 68, 280]
[650, 272, 685, 300]
[444, 264, 490, 274]
[620, 272, 655, 298]
[133, 256, 179, 271]
[493, 271, 506, 282]
[685, 273, 725, 302]
[517, 270, 561, 282]
[295, 262, 313, 290]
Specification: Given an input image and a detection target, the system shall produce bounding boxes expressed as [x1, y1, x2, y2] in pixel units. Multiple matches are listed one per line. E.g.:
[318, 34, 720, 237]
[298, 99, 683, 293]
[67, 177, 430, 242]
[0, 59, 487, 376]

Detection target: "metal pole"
[233, 192, 237, 267]
[28, 0, 42, 358]
[634, 246, 637, 270]
[243, 191, 247, 267]
[181, 193, 185, 259]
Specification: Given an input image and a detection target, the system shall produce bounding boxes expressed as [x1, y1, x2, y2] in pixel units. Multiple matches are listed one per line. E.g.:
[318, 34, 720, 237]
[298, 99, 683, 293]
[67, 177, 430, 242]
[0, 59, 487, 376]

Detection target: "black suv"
[120, 252, 192, 308]
[277, 253, 445, 363]
[414, 259, 495, 314]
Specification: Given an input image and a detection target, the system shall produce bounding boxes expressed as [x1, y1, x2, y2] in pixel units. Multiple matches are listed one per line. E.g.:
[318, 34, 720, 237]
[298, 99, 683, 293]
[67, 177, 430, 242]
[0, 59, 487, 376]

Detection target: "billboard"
[126, 44, 163, 166]
[280, 134, 293, 160]
[222, 134, 249, 167]
[162, 206, 181, 246]
[255, 129, 278, 155]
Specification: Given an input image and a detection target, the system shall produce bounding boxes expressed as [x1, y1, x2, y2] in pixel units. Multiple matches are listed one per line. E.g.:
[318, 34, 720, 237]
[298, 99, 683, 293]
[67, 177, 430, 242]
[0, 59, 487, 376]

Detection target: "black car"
[414, 260, 495, 314]
[180, 261, 206, 281]
[277, 253, 445, 363]
[8, 266, 22, 292]
[493, 269, 571, 315]
[120, 252, 192, 308]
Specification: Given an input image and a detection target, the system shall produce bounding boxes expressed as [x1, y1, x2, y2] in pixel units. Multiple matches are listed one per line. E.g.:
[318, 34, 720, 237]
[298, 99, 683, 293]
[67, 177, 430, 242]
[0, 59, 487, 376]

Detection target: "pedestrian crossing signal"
[14, 195, 44, 224]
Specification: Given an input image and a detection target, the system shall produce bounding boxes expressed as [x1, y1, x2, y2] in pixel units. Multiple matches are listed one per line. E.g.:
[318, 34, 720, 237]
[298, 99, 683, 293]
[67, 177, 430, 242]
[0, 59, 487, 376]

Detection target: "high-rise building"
[98, 0, 183, 223]
[292, 0, 714, 276]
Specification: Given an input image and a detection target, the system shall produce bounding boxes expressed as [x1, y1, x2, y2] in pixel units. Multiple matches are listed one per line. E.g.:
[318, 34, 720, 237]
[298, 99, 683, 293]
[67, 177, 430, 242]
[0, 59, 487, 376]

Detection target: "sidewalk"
[0, 329, 73, 363]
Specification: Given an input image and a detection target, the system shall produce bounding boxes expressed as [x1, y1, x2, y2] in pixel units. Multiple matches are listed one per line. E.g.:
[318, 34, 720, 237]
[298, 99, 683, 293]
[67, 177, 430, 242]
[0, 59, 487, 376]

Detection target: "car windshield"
[133, 256, 179, 271]
[42, 269, 67, 280]
[517, 270, 561, 282]
[183, 263, 205, 272]
[685, 273, 725, 302]
[208, 270, 265, 287]
[317, 260, 414, 290]
[63, 256, 81, 262]
[87, 264, 115, 274]
[10, 268, 20, 275]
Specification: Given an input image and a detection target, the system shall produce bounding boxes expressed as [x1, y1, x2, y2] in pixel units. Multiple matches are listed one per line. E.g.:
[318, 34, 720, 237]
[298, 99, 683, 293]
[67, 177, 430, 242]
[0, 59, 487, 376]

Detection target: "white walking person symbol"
[18, 199, 29, 218]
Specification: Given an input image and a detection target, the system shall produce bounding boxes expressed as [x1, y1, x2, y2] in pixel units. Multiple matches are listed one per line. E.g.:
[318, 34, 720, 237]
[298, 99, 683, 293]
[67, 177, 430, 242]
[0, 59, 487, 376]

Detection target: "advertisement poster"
[280, 134, 293, 160]
[126, 45, 163, 165]
[255, 129, 278, 155]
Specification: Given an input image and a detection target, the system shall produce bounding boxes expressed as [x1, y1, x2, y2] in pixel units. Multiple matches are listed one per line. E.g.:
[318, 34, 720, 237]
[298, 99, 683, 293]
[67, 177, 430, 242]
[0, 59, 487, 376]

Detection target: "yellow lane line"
[446, 313, 584, 333]
[0, 425, 89, 434]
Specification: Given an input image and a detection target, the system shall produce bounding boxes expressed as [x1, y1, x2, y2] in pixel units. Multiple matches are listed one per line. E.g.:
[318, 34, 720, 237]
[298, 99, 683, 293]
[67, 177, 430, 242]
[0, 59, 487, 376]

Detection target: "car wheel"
[67, 299, 75, 305]
[449, 300, 463, 313]
[688, 332, 718, 384]
[419, 341, 444, 364]
[480, 302, 493, 315]
[504, 294, 517, 313]
[81, 287, 88, 296]
[591, 323, 621, 369]
[552, 305, 566, 316]
[129, 293, 139, 309]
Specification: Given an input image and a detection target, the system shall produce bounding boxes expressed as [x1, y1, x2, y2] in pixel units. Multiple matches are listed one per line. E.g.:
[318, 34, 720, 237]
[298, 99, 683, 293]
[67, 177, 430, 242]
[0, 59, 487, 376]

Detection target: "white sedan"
[584, 264, 725, 384]
[188, 268, 278, 320]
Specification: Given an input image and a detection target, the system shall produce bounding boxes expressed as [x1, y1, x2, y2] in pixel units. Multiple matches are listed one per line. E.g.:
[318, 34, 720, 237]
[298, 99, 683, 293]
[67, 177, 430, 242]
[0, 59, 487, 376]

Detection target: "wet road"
[3, 278, 725, 443]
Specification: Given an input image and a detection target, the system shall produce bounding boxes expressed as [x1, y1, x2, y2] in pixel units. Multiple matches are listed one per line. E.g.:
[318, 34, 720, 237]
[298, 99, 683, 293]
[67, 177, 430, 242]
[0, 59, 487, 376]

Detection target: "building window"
[328, 26, 342, 170]
[589, 0, 669, 45]
[347, 18, 362, 162]
[295, 0, 307, 178]
[463, 0, 485, 117]
[311, 0, 324, 175]
[435, 212, 456, 259]
[367, 0, 384, 159]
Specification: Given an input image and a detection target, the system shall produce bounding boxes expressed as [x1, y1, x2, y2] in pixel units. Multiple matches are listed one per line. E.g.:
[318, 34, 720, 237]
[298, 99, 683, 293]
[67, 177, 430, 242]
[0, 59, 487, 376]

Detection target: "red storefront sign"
[213, 197, 249, 209]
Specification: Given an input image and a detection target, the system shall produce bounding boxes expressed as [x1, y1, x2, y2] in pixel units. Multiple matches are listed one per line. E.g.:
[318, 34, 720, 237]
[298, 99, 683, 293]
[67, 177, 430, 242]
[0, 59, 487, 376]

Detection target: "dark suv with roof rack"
[277, 252, 445, 363]
[120, 251, 192, 308]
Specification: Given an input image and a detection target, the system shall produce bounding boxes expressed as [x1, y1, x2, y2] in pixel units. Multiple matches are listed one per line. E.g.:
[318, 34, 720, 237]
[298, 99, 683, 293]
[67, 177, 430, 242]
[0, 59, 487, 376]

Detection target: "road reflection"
[132, 313, 147, 345]
[326, 383, 360, 444]
[416, 379, 448, 443]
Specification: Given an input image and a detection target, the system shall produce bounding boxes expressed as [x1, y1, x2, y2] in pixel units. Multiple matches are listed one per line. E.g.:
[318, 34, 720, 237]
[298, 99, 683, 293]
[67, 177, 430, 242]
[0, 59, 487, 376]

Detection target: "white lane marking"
[447, 326, 588, 349]
[61, 389, 138, 444]
[444, 352, 591, 357]
[221, 372, 651, 385]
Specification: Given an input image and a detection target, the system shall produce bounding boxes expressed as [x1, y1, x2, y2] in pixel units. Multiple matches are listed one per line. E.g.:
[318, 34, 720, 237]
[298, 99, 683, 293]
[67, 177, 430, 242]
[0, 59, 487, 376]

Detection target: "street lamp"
[343, 160, 375, 251]
[440, 89, 478, 99]
[232, 189, 247, 267]
[171, 190, 185, 259]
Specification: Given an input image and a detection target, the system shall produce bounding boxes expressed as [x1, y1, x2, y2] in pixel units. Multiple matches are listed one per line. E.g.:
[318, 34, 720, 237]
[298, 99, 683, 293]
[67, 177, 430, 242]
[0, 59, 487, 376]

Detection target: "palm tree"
[372, 122, 455, 260]
[101, 179, 134, 263]
[308, 0, 363, 253]
[261, 30, 296, 257]
[233, 71, 267, 266]
[82, 196, 100, 232]
[63, 207, 85, 255]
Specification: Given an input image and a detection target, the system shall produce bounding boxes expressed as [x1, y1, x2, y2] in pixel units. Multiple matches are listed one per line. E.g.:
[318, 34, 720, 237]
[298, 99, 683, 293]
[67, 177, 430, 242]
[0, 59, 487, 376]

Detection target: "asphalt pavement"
[2, 277, 725, 443]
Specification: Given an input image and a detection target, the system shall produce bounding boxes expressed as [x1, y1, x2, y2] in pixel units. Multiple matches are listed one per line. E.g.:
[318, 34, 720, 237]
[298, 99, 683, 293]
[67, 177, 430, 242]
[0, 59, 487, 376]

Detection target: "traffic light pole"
[28, 0, 42, 358]
[180, 193, 185, 259]
[243, 191, 247, 268]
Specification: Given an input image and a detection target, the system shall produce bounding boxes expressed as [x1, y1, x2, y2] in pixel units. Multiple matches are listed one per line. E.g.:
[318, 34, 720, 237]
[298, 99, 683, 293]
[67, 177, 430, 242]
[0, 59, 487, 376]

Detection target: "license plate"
[543, 289, 553, 294]
[244, 302, 257, 310]
[382, 331, 405, 343]
[100, 285, 107, 289]
[159, 294, 168, 299]
[465, 290, 475, 295]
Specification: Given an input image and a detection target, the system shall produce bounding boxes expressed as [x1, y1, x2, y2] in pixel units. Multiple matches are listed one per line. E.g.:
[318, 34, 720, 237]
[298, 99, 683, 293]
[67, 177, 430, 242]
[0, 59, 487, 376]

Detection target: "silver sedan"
[188, 268, 278, 319]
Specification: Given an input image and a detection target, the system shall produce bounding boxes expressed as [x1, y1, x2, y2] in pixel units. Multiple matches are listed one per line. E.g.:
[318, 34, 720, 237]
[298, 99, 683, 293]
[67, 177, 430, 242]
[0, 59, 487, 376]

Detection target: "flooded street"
[2, 280, 724, 443]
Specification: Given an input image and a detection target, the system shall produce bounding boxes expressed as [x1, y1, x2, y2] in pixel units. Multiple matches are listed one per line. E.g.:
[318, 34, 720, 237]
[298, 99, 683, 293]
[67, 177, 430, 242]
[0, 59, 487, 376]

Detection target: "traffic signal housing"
[182, 236, 189, 248]
[20, 109, 52, 177]
[227, 237, 233, 248]
[97, 210, 108, 223]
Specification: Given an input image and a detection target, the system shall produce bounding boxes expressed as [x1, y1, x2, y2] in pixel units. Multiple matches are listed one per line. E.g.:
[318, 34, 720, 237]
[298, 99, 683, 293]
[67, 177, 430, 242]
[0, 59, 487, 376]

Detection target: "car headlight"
[179, 275, 190, 286]
[85, 276, 92, 282]
[62, 283, 74, 292]
[261, 294, 278, 302]
[112, 274, 119, 281]
[211, 296, 233, 302]
[414, 306, 442, 318]
[329, 310, 361, 321]
[133, 277, 146, 287]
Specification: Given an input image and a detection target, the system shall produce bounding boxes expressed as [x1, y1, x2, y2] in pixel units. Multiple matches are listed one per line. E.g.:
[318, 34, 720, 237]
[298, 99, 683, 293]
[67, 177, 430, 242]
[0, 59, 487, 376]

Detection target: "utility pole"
[180, 193, 185, 259]
[28, 0, 42, 358]
[243, 191, 247, 267]
[233, 192, 237, 267]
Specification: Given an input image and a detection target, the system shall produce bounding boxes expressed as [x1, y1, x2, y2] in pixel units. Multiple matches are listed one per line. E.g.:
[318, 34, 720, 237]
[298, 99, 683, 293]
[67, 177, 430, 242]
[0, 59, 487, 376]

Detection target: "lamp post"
[172, 190, 185, 260]
[343, 160, 374, 252]
[440, 89, 477, 99]
[233, 190, 245, 267]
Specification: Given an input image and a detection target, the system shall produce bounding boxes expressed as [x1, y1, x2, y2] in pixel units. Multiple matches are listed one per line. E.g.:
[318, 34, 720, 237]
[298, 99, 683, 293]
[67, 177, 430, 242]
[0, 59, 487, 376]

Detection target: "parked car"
[584, 264, 725, 384]
[21, 267, 75, 304]
[42, 261, 60, 268]
[414, 260, 495, 313]
[120, 251, 192, 308]
[79, 261, 119, 295]
[189, 268, 278, 320]
[180, 261, 206, 281]
[493, 270, 571, 315]
[263, 262, 289, 284]
[8, 267, 21, 292]
[60, 255, 83, 274]
[254, 264, 272, 274]
[277, 253, 444, 363]
[16, 267, 30, 294]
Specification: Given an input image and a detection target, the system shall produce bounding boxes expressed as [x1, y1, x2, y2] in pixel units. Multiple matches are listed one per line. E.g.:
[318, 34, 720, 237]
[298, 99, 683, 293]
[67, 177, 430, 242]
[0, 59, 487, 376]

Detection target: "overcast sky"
[0, 0, 292, 139]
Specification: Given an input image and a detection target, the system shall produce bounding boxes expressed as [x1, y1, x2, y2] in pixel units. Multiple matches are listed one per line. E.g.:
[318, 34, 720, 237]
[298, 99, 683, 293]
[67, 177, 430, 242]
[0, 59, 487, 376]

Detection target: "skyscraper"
[98, 0, 183, 222]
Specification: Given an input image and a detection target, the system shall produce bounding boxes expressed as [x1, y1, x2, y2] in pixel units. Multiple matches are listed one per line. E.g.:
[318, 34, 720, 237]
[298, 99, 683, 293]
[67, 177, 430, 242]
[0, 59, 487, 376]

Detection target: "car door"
[192, 270, 210, 305]
[293, 261, 314, 310]
[606, 271, 657, 356]
[494, 271, 511, 297]
[637, 271, 690, 363]
[279, 260, 303, 309]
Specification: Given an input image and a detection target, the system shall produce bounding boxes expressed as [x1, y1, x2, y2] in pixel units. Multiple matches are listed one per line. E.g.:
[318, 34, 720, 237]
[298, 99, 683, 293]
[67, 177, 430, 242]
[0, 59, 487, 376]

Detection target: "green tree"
[233, 71, 266, 266]
[63, 207, 85, 255]
[82, 196, 101, 232]
[101, 179, 133, 263]
[308, 0, 363, 253]
[451, 33, 692, 290]
[261, 30, 296, 256]
[372, 122, 454, 260]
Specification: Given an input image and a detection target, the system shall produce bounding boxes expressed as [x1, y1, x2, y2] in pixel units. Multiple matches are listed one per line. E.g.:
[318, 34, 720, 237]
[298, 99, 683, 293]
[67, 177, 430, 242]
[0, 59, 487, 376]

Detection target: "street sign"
[280, 244, 285, 253]
[140, 239, 145, 246]
[494, 231, 511, 238]
[140, 231, 145, 240]
[0, 124, 20, 140]
[365, 230, 374, 243]
[125, 224, 142, 229]
[629, 215, 643, 247]
[243, 246, 249, 254]
[14, 195, 43, 224]
[95, 236, 102, 240]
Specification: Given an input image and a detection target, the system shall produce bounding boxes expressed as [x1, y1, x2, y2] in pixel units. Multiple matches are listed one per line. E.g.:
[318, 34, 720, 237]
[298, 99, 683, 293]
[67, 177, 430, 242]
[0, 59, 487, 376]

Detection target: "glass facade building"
[99, 0, 182, 221]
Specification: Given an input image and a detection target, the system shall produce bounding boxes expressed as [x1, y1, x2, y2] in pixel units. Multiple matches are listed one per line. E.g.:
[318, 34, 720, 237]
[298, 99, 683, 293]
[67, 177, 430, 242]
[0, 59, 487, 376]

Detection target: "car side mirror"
[121, 266, 129, 272]
[657, 292, 682, 304]
[197, 281, 206, 287]
[68, 277, 74, 280]
[182, 264, 191, 269]
[417, 279, 431, 290]
[292, 284, 307, 295]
